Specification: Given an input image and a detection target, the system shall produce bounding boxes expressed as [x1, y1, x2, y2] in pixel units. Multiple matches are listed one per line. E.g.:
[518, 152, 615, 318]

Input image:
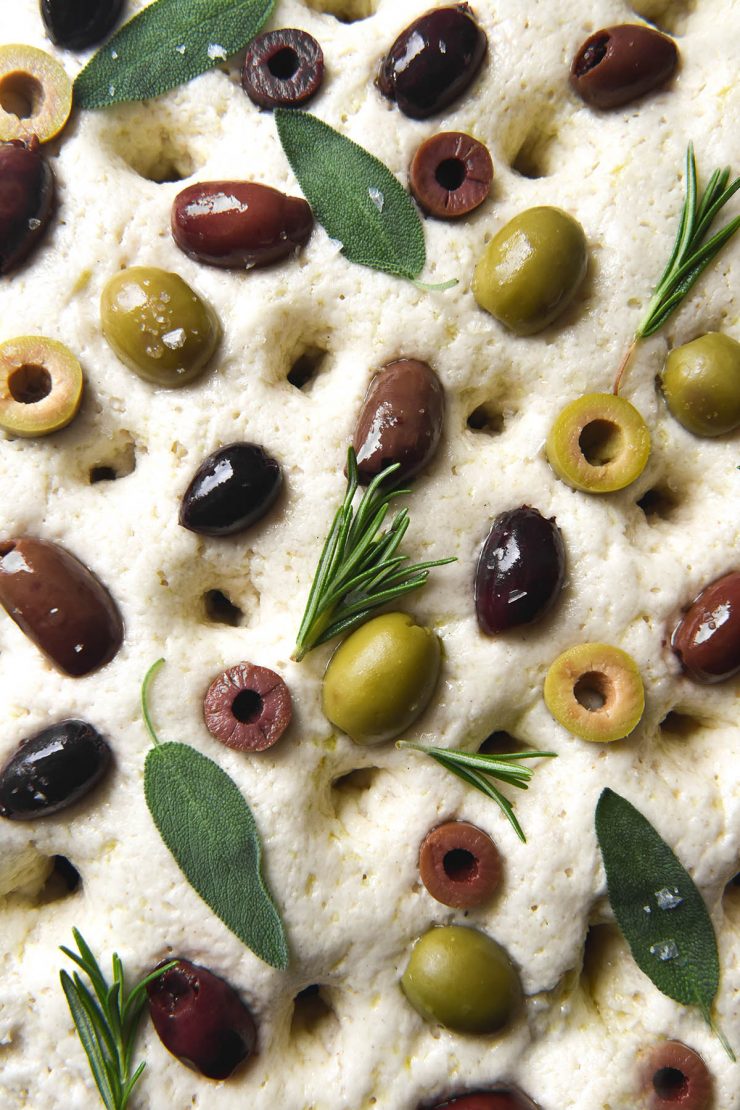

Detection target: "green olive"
[661, 332, 740, 436]
[322, 612, 440, 745]
[546, 393, 650, 493]
[401, 925, 520, 1034]
[472, 206, 587, 335]
[100, 267, 221, 387]
[543, 642, 644, 742]
[0, 336, 82, 437]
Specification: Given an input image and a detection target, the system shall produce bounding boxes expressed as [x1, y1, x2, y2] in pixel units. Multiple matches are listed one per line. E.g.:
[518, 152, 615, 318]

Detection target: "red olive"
[641, 1041, 712, 1109]
[242, 28, 324, 109]
[426, 1090, 539, 1109]
[203, 662, 292, 752]
[570, 24, 678, 110]
[671, 571, 740, 683]
[410, 132, 492, 218]
[0, 138, 55, 275]
[419, 821, 501, 909]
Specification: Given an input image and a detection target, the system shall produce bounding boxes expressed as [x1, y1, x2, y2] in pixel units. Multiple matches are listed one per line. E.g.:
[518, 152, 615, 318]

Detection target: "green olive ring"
[0, 336, 83, 437]
[546, 393, 651, 493]
[543, 642, 644, 743]
[0, 44, 72, 143]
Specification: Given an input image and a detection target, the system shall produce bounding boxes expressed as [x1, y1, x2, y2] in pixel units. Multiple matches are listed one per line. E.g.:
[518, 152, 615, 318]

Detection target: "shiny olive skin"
[475, 507, 565, 634]
[661, 333, 740, 436]
[418, 821, 501, 909]
[100, 267, 221, 387]
[353, 359, 444, 485]
[147, 958, 256, 1080]
[179, 443, 282, 536]
[41, 0, 124, 50]
[322, 612, 440, 745]
[377, 5, 487, 120]
[642, 1040, 712, 1110]
[172, 182, 314, 270]
[242, 28, 325, 109]
[473, 207, 587, 335]
[0, 537, 123, 677]
[671, 572, 740, 683]
[428, 1091, 539, 1110]
[410, 132, 493, 219]
[0, 139, 55, 275]
[570, 24, 678, 110]
[0, 719, 111, 819]
[401, 925, 520, 1034]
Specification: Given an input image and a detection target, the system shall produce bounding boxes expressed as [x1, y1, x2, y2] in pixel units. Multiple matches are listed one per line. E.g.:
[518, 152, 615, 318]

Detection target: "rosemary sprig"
[293, 448, 455, 660]
[397, 741, 556, 843]
[613, 143, 740, 393]
[60, 928, 175, 1110]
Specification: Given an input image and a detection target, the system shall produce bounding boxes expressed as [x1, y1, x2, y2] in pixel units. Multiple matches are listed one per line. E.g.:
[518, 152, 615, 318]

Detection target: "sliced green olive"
[0, 336, 82, 437]
[546, 393, 650, 492]
[544, 643, 644, 742]
[0, 45, 72, 143]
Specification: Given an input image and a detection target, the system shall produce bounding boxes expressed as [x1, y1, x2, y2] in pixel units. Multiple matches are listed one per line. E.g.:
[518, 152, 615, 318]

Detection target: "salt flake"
[207, 44, 227, 61]
[655, 887, 684, 911]
[368, 186, 384, 212]
[176, 44, 187, 55]
[649, 939, 679, 961]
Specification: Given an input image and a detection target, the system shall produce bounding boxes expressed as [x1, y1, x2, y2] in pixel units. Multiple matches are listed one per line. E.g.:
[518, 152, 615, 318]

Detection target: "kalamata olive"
[352, 359, 444, 485]
[179, 443, 282, 537]
[172, 181, 314, 270]
[203, 662, 292, 752]
[147, 958, 256, 1080]
[0, 719, 111, 819]
[0, 537, 123, 677]
[377, 5, 487, 120]
[428, 1090, 539, 1110]
[475, 507, 565, 634]
[242, 28, 324, 109]
[410, 132, 493, 219]
[0, 138, 55, 275]
[570, 24, 678, 110]
[671, 571, 740, 684]
[41, 0, 125, 50]
[641, 1040, 712, 1109]
[419, 821, 501, 908]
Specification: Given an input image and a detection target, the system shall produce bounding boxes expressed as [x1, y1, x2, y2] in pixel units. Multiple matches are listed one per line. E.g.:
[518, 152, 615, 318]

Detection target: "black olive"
[0, 719, 112, 820]
[179, 443, 282, 537]
[475, 506, 565, 634]
[40, 0, 125, 51]
[242, 28, 324, 110]
[0, 139, 55, 276]
[377, 4, 487, 120]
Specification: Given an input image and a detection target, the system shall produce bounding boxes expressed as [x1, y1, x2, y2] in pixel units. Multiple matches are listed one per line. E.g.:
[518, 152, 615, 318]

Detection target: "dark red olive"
[671, 571, 740, 683]
[148, 958, 256, 1080]
[0, 538, 123, 677]
[419, 821, 501, 909]
[179, 443, 282, 537]
[203, 662, 292, 752]
[475, 507, 565, 634]
[410, 132, 493, 218]
[242, 28, 324, 109]
[570, 24, 678, 110]
[172, 181, 313, 270]
[352, 359, 444, 485]
[642, 1040, 712, 1109]
[41, 0, 125, 50]
[0, 139, 55, 275]
[377, 5, 487, 120]
[0, 719, 111, 819]
[426, 1089, 539, 1110]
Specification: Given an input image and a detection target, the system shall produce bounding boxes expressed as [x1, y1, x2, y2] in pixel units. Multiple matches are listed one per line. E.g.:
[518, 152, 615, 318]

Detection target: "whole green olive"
[401, 925, 520, 1034]
[322, 612, 440, 745]
[661, 332, 740, 436]
[473, 207, 587, 335]
[100, 267, 221, 387]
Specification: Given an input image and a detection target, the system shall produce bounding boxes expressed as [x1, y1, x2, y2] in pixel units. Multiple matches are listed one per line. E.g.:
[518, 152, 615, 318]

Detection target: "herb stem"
[141, 658, 165, 745]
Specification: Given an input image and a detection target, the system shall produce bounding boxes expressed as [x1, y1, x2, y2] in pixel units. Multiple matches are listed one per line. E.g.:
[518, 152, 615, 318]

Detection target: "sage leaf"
[75, 0, 275, 110]
[276, 109, 441, 284]
[595, 788, 733, 1056]
[144, 741, 288, 970]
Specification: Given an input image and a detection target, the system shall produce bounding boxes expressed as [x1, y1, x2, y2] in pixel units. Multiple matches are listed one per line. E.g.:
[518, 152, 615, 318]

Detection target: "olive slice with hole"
[409, 132, 493, 218]
[546, 393, 650, 493]
[641, 1040, 712, 1110]
[419, 821, 501, 908]
[544, 642, 644, 742]
[0, 336, 83, 437]
[0, 45, 72, 144]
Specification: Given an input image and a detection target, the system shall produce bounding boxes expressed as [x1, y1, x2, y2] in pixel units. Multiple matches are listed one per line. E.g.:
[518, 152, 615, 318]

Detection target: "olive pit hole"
[652, 1066, 689, 1101]
[203, 589, 244, 627]
[9, 364, 52, 404]
[0, 72, 44, 119]
[268, 47, 300, 79]
[574, 671, 610, 711]
[574, 34, 609, 77]
[288, 347, 327, 391]
[443, 848, 479, 883]
[467, 401, 505, 435]
[579, 419, 622, 466]
[231, 688, 264, 724]
[435, 157, 466, 191]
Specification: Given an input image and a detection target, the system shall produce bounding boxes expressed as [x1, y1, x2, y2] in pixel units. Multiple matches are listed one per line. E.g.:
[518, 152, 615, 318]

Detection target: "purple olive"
[570, 24, 678, 110]
[242, 28, 324, 109]
[426, 1091, 539, 1110]
[475, 507, 565, 634]
[0, 139, 55, 275]
[148, 958, 257, 1080]
[179, 443, 282, 537]
[0, 719, 111, 819]
[671, 571, 740, 683]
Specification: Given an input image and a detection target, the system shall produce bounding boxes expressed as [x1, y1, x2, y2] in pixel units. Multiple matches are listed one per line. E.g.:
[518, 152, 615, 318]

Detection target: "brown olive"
[0, 719, 111, 819]
[419, 821, 501, 908]
[410, 132, 492, 219]
[0, 138, 55, 275]
[352, 359, 444, 485]
[203, 662, 292, 751]
[172, 181, 313, 270]
[641, 1040, 712, 1109]
[0, 537, 123, 677]
[242, 28, 324, 109]
[570, 24, 678, 110]
[671, 571, 740, 684]
[427, 1090, 539, 1110]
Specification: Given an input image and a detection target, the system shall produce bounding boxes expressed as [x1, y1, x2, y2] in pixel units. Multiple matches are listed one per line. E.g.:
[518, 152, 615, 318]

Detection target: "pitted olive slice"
[0, 336, 83, 437]
[544, 642, 644, 742]
[546, 393, 650, 492]
[0, 45, 72, 144]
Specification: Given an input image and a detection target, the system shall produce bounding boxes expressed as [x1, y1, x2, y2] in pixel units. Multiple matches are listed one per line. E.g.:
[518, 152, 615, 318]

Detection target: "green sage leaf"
[144, 741, 288, 970]
[595, 788, 729, 1043]
[75, 0, 275, 110]
[275, 109, 429, 282]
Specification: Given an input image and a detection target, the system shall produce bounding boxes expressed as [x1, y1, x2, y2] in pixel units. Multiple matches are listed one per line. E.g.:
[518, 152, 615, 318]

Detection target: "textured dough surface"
[0, 1, 738, 1108]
